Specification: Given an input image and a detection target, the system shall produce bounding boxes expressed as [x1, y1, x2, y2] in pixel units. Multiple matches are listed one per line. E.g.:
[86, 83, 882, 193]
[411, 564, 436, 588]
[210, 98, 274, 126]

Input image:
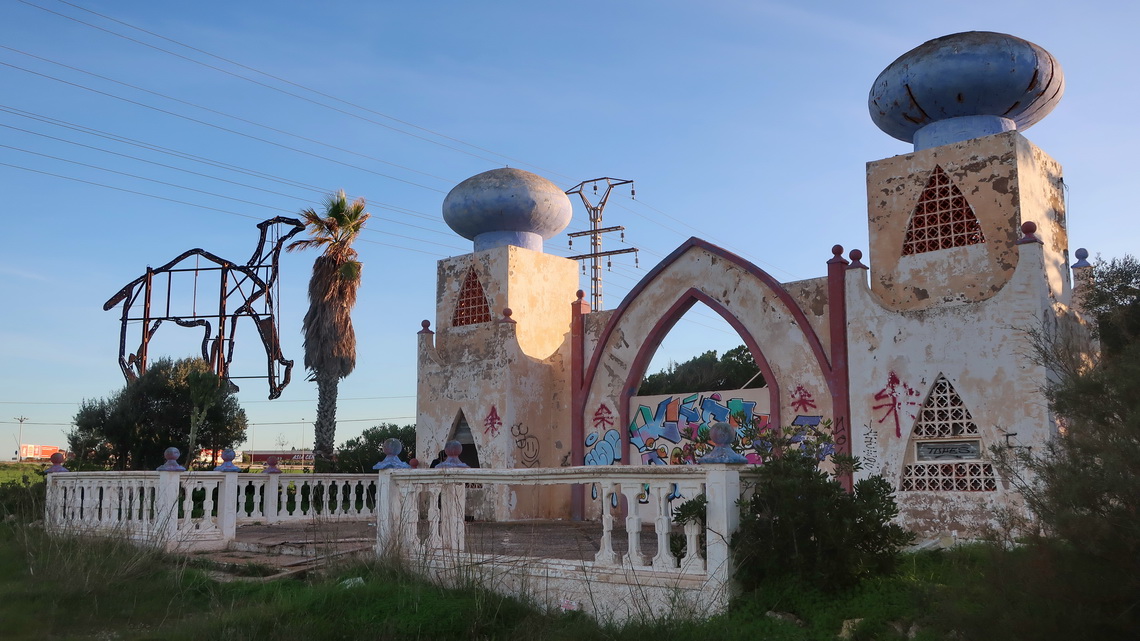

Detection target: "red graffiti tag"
[592, 404, 614, 429]
[484, 405, 502, 437]
[873, 372, 922, 437]
[790, 385, 817, 413]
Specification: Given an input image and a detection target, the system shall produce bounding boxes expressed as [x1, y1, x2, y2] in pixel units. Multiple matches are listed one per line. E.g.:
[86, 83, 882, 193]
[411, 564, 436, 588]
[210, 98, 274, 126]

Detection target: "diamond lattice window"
[902, 166, 985, 255]
[900, 462, 998, 491]
[452, 266, 492, 327]
[912, 375, 979, 438]
[901, 375, 995, 492]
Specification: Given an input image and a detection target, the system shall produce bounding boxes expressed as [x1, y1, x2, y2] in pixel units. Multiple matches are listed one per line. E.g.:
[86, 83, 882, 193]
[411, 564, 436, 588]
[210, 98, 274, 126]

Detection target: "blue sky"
[2, 0, 1136, 455]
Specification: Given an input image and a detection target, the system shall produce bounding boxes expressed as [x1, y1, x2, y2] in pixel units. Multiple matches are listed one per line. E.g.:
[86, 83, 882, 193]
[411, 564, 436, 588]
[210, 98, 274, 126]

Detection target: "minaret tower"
[417, 168, 579, 519]
[849, 32, 1089, 535]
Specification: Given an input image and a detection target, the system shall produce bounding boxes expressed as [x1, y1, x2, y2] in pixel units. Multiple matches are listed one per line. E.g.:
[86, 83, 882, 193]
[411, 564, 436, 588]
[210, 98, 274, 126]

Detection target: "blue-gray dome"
[443, 168, 572, 253]
[869, 32, 1064, 150]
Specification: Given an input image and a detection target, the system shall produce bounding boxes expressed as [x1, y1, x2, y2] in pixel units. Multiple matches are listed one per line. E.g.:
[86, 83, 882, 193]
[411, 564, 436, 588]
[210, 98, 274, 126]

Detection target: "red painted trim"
[569, 294, 590, 519]
[827, 250, 853, 491]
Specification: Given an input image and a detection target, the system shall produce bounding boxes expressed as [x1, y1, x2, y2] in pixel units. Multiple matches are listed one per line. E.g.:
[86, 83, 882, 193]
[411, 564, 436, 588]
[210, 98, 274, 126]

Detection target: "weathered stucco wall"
[417, 245, 579, 518]
[848, 238, 1066, 535]
[867, 131, 1067, 311]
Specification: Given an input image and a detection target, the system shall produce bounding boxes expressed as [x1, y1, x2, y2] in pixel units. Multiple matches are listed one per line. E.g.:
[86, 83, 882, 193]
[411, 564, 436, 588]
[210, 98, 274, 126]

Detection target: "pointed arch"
[452, 266, 492, 327]
[577, 237, 847, 467]
[903, 165, 985, 255]
[446, 409, 482, 468]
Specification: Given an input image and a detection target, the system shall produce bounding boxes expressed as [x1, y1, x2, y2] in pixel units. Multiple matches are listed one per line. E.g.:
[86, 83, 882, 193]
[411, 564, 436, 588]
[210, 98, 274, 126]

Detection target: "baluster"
[679, 482, 703, 572]
[651, 482, 675, 569]
[621, 483, 645, 566]
[426, 484, 442, 549]
[398, 483, 419, 553]
[180, 481, 194, 532]
[594, 482, 617, 565]
[202, 479, 217, 529]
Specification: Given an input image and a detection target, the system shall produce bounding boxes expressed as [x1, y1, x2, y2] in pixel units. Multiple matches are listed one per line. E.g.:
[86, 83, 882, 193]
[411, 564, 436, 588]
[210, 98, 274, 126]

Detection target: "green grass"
[0, 462, 46, 485]
[0, 512, 976, 641]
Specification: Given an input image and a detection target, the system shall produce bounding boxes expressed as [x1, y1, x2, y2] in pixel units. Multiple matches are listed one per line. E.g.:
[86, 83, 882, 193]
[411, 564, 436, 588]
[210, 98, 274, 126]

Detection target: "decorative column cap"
[437, 439, 469, 468]
[1071, 247, 1091, 268]
[263, 455, 283, 474]
[45, 451, 68, 473]
[156, 446, 186, 472]
[418, 320, 434, 335]
[847, 248, 868, 270]
[698, 422, 748, 464]
[214, 448, 241, 472]
[1015, 221, 1043, 245]
[373, 438, 411, 470]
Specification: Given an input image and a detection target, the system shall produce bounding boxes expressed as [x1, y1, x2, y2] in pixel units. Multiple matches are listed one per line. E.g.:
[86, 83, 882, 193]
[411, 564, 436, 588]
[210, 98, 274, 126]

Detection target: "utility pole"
[13, 416, 27, 463]
[566, 177, 639, 310]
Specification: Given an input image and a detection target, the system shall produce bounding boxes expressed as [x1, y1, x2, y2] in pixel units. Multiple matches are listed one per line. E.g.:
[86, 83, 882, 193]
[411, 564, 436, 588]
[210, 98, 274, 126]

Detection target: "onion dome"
[443, 168, 572, 253]
[869, 31, 1064, 150]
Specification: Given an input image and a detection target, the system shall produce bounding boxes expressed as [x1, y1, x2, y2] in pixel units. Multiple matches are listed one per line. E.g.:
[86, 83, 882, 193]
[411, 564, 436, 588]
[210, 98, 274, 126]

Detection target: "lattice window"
[901, 463, 997, 491]
[901, 375, 995, 491]
[902, 166, 985, 255]
[452, 266, 492, 327]
[912, 375, 979, 438]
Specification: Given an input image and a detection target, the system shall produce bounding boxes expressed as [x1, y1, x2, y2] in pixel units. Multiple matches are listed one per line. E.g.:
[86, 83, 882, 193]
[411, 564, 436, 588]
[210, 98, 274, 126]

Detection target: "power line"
[0, 44, 457, 185]
[0, 59, 448, 193]
[17, 0, 525, 171]
[47, 0, 575, 181]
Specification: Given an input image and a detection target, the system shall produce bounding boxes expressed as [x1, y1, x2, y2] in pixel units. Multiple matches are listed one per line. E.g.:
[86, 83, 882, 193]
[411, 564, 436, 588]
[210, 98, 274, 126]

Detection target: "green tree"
[336, 423, 417, 473]
[981, 255, 1140, 639]
[287, 190, 370, 471]
[68, 358, 247, 470]
[637, 345, 765, 396]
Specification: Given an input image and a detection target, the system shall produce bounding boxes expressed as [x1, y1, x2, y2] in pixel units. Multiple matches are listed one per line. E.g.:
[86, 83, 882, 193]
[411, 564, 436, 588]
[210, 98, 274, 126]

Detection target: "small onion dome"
[869, 31, 1064, 150]
[443, 168, 572, 253]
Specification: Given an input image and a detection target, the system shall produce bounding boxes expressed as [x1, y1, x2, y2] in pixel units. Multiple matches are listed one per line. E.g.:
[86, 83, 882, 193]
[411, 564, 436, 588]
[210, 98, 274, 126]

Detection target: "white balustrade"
[376, 466, 752, 578]
[46, 471, 379, 550]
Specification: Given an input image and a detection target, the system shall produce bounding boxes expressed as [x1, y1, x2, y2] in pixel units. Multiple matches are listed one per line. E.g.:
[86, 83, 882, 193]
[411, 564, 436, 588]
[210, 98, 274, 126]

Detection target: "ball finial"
[443, 168, 572, 253]
[870, 32, 1064, 150]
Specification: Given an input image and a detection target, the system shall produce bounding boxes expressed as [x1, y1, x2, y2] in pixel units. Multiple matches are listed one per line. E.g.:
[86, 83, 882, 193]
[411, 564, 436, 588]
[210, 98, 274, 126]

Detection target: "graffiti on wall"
[862, 424, 879, 472]
[484, 405, 502, 438]
[627, 390, 771, 465]
[511, 422, 540, 467]
[791, 384, 817, 412]
[584, 404, 622, 466]
[873, 371, 921, 437]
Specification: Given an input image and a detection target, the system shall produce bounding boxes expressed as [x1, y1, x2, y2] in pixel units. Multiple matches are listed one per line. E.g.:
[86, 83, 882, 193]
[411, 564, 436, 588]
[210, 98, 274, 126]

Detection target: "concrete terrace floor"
[196, 519, 673, 580]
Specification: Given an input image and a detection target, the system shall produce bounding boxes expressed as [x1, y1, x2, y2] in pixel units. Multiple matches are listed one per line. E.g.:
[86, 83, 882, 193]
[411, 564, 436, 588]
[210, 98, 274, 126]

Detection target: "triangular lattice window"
[452, 266, 492, 327]
[900, 375, 995, 492]
[912, 375, 979, 438]
[902, 166, 985, 256]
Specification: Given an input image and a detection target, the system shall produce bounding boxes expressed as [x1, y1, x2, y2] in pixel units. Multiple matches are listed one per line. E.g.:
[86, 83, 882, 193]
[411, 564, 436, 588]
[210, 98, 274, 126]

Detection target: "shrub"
[733, 452, 913, 592]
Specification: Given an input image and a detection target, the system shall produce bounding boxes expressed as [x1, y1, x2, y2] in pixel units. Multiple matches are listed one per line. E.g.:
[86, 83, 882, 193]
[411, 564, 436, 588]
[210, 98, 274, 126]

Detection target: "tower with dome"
[415, 33, 1095, 536]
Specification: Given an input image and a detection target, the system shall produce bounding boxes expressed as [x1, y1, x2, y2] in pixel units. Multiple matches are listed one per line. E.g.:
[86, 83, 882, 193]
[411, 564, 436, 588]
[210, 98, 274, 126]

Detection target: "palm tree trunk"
[313, 373, 339, 471]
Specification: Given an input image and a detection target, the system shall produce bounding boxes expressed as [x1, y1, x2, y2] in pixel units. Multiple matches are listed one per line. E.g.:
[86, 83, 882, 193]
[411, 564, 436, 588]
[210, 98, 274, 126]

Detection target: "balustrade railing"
[46, 472, 379, 550]
[376, 465, 751, 587]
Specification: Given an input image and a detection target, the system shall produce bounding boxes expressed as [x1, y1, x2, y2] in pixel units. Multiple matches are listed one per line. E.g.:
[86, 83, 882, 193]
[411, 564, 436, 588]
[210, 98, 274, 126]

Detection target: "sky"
[1, 0, 1137, 456]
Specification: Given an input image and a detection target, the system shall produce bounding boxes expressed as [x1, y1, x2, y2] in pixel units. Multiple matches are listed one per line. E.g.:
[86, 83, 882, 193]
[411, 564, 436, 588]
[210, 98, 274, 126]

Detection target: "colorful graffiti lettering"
[510, 423, 540, 467]
[483, 405, 502, 437]
[628, 391, 770, 465]
[873, 371, 922, 437]
[584, 428, 622, 466]
[790, 384, 817, 412]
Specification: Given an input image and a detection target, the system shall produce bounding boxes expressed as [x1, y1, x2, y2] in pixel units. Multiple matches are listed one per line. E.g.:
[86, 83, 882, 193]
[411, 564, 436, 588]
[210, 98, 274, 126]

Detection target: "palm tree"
[287, 190, 370, 469]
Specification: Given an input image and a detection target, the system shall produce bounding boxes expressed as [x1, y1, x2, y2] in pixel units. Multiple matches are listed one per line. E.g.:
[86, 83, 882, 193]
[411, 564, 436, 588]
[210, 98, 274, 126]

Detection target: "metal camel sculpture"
[103, 216, 305, 399]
